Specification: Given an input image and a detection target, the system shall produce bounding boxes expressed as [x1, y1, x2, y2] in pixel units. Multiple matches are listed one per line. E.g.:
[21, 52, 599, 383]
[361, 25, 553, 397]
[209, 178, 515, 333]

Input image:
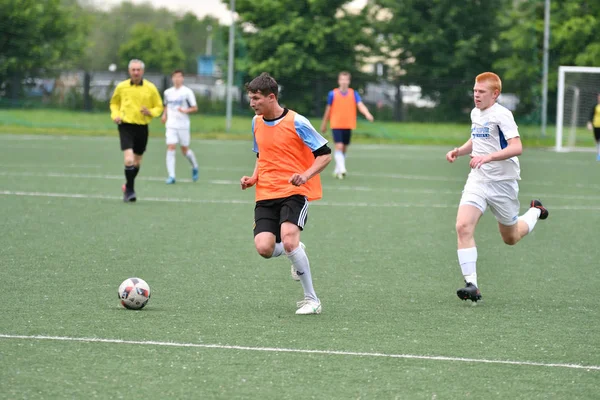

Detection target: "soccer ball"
[118, 278, 151, 310]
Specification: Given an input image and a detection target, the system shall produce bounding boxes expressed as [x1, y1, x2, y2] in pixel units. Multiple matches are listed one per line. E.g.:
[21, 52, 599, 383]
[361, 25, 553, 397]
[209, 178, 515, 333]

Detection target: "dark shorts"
[253, 195, 309, 242]
[594, 127, 600, 142]
[119, 123, 149, 155]
[332, 129, 352, 145]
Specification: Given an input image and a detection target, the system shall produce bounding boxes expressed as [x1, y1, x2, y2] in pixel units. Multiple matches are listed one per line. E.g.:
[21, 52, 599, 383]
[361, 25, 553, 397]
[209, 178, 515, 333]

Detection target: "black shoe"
[123, 189, 136, 202]
[530, 199, 548, 220]
[457, 282, 481, 302]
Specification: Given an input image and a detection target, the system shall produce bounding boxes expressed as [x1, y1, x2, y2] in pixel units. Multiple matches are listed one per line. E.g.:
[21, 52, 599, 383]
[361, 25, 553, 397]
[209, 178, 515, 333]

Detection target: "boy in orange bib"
[240, 73, 332, 315]
[320, 71, 373, 179]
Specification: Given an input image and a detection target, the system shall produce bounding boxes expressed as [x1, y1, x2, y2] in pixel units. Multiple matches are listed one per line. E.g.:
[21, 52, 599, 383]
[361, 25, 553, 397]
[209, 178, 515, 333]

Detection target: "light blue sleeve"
[294, 114, 328, 151]
[252, 116, 258, 153]
[354, 90, 362, 104]
[327, 90, 334, 105]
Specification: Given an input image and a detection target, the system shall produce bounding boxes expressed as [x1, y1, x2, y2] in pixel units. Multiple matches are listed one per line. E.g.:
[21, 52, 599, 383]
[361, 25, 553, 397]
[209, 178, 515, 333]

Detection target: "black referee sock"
[133, 165, 140, 179]
[125, 165, 136, 191]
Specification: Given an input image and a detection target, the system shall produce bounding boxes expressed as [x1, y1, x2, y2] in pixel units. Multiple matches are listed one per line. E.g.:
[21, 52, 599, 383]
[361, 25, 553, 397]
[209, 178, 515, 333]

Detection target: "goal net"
[556, 66, 600, 152]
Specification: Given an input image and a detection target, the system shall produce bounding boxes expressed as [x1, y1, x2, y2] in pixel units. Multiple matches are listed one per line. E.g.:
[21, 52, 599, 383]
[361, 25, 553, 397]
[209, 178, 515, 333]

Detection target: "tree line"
[1, 0, 598, 120]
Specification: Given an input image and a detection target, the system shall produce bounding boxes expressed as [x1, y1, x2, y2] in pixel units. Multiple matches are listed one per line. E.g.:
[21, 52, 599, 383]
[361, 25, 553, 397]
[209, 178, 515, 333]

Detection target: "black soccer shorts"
[119, 123, 149, 155]
[332, 129, 352, 145]
[253, 195, 309, 241]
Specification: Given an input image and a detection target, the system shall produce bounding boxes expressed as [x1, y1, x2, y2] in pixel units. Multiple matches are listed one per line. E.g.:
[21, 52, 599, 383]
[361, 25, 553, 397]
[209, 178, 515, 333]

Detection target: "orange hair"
[475, 72, 502, 93]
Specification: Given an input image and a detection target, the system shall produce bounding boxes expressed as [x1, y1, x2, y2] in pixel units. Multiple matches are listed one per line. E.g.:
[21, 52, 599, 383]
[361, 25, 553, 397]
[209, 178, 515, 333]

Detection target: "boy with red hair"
[445, 72, 549, 302]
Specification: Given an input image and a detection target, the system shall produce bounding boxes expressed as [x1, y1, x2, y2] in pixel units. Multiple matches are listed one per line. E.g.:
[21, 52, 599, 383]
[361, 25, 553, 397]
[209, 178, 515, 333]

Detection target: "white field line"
[0, 170, 599, 201]
[2, 190, 600, 211]
[0, 160, 593, 188]
[346, 153, 595, 165]
[1, 133, 595, 156]
[0, 190, 250, 205]
[0, 334, 598, 371]
[0, 163, 102, 169]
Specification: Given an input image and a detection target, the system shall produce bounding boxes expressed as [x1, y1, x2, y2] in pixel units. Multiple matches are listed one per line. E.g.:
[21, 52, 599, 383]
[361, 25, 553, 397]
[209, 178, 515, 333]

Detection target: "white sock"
[287, 245, 318, 302]
[596, 141, 600, 156]
[185, 149, 198, 169]
[166, 149, 176, 178]
[518, 207, 541, 233]
[271, 242, 284, 258]
[334, 150, 345, 173]
[457, 247, 478, 287]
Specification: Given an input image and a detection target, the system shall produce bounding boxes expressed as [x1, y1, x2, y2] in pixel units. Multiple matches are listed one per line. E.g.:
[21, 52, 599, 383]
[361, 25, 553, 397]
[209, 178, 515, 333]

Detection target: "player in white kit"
[161, 70, 199, 184]
[445, 72, 549, 302]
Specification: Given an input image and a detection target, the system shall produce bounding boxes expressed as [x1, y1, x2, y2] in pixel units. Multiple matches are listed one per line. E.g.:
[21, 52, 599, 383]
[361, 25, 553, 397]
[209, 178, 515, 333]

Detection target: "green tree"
[494, 0, 600, 119]
[81, 1, 178, 71]
[0, 0, 87, 95]
[228, 0, 373, 115]
[117, 24, 185, 74]
[174, 13, 225, 74]
[371, 0, 509, 121]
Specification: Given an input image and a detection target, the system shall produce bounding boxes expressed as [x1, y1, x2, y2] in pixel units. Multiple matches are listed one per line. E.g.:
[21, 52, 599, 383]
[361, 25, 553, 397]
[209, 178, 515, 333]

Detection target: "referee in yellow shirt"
[587, 92, 600, 161]
[110, 59, 163, 202]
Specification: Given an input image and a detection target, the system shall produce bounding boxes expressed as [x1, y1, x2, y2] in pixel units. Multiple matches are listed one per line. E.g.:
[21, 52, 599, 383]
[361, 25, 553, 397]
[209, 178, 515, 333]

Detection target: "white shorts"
[165, 128, 191, 146]
[459, 178, 520, 226]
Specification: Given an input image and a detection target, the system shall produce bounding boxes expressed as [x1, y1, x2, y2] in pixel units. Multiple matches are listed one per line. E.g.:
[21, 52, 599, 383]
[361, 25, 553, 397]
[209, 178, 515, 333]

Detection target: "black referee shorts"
[119, 123, 149, 155]
[253, 195, 309, 242]
[594, 127, 600, 142]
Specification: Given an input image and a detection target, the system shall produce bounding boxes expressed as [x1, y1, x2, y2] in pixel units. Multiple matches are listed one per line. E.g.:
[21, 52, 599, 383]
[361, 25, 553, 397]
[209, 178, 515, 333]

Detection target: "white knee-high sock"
[334, 150, 345, 173]
[518, 207, 541, 233]
[596, 141, 600, 156]
[166, 149, 176, 178]
[185, 149, 198, 169]
[271, 242, 284, 258]
[458, 247, 478, 287]
[287, 245, 318, 301]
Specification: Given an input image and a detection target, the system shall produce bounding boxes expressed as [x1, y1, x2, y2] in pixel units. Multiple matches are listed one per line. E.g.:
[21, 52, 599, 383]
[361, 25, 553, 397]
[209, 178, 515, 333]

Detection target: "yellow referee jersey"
[593, 104, 600, 128]
[110, 79, 163, 125]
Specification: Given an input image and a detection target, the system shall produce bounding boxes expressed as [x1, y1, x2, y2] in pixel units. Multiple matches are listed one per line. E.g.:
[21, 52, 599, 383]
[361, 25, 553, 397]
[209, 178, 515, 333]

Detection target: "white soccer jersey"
[163, 86, 197, 129]
[468, 102, 520, 181]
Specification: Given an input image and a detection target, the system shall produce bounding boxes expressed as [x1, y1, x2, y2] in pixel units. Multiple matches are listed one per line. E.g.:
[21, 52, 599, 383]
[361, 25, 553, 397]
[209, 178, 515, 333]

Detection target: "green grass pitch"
[1, 133, 600, 398]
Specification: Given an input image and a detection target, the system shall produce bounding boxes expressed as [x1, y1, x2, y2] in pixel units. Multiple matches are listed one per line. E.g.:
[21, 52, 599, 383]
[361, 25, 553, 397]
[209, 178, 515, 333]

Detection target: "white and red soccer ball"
[118, 278, 151, 310]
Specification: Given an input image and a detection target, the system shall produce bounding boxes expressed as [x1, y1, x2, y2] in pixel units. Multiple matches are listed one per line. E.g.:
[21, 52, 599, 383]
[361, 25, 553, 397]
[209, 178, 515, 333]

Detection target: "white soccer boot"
[295, 298, 322, 315]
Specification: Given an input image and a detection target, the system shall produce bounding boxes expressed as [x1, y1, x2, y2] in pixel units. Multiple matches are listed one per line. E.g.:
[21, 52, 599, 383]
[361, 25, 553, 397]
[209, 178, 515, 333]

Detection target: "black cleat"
[123, 189, 136, 203]
[457, 282, 482, 302]
[530, 199, 548, 220]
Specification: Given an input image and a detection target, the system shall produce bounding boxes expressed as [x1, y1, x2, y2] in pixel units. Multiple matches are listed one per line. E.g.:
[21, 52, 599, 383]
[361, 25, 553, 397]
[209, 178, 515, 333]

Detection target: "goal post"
[556, 66, 600, 152]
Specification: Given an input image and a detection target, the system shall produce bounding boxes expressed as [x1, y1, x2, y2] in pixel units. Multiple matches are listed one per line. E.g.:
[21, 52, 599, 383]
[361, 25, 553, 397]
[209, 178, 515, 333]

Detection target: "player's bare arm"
[240, 159, 259, 190]
[177, 106, 199, 114]
[469, 136, 522, 169]
[357, 102, 374, 122]
[446, 139, 473, 163]
[289, 153, 332, 186]
[161, 107, 167, 124]
[320, 105, 331, 133]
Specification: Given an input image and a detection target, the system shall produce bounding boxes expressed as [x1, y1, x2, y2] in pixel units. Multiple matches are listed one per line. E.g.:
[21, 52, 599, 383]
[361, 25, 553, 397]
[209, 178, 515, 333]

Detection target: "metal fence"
[1, 70, 527, 123]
